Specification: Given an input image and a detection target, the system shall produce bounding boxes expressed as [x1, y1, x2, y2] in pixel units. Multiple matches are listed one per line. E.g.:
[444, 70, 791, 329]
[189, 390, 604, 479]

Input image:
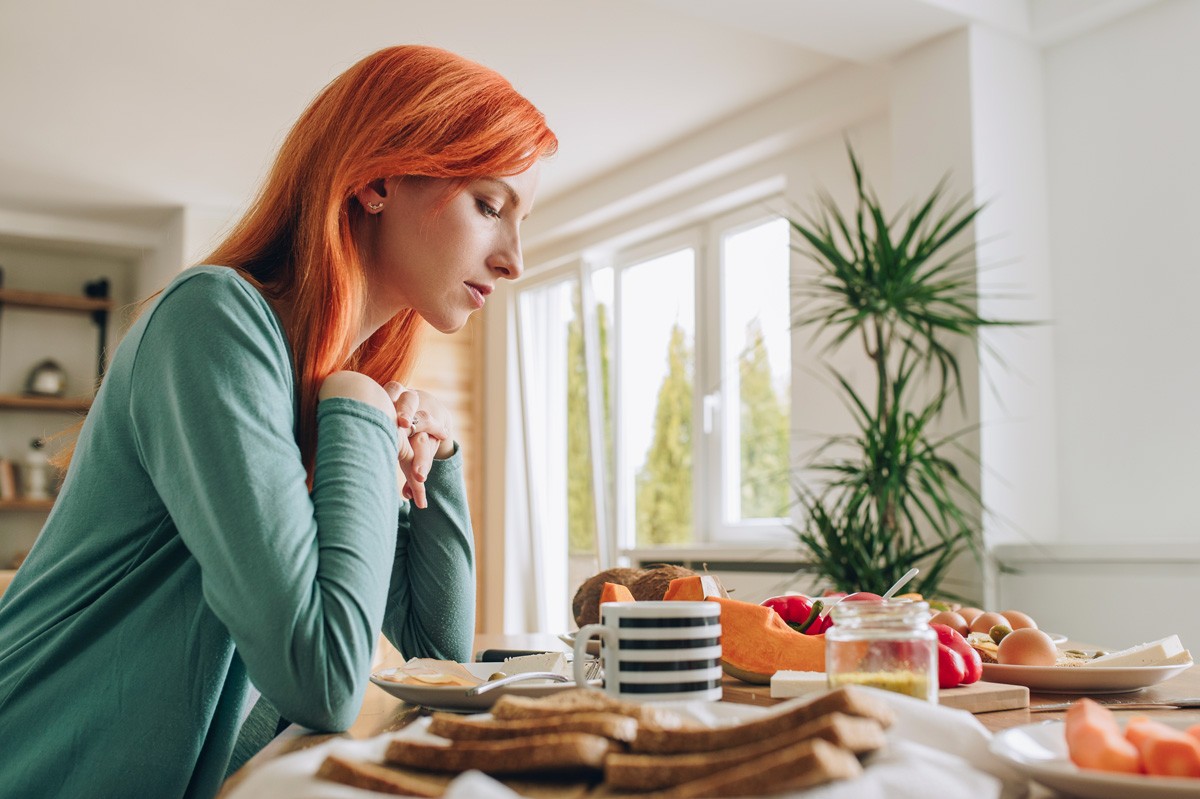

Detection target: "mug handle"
[573, 623, 613, 686]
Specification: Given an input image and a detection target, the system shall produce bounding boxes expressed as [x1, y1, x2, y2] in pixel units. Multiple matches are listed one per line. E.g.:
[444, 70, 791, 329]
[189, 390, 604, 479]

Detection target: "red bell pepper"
[931, 622, 982, 685]
[761, 594, 829, 634]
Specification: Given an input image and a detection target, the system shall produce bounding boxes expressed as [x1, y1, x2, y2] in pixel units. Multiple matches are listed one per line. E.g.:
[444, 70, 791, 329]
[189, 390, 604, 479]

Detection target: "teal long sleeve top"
[0, 266, 475, 798]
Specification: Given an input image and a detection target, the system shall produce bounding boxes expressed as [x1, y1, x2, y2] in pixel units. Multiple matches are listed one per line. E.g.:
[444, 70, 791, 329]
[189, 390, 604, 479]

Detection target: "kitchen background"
[0, 0, 1196, 648]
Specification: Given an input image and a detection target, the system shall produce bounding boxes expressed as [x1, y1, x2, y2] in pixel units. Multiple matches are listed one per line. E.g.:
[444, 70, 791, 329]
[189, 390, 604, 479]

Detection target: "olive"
[487, 671, 507, 681]
[989, 624, 1013, 644]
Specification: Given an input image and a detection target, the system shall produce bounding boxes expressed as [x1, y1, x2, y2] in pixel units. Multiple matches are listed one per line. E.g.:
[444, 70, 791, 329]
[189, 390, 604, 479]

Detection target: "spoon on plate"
[464, 671, 571, 696]
[818, 568, 920, 621]
[464, 660, 603, 696]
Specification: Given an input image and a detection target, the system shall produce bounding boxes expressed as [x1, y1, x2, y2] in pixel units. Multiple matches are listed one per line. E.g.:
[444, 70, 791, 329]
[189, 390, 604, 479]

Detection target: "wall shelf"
[0, 287, 113, 314]
[0, 394, 91, 412]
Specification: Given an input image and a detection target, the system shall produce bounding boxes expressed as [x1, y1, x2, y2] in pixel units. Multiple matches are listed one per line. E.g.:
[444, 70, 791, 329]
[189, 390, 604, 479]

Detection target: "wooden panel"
[408, 316, 484, 631]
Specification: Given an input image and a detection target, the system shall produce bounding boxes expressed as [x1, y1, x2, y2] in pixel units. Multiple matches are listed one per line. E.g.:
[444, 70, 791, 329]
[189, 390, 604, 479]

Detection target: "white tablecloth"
[224, 688, 1028, 799]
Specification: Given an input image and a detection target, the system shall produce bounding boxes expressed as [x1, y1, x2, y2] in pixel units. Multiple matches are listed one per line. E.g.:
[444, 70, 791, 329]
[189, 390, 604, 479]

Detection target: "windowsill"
[993, 541, 1200, 565]
[623, 543, 813, 567]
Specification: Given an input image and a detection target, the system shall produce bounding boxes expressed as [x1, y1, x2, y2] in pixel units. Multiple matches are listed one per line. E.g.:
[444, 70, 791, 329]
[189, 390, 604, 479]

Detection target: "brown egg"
[969, 611, 1009, 634]
[958, 607, 984, 625]
[997, 628, 1058, 666]
[929, 610, 970, 636]
[1001, 610, 1039, 630]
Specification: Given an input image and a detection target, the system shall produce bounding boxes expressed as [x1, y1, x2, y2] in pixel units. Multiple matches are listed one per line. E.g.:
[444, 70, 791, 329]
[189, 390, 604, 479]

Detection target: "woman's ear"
[355, 178, 389, 213]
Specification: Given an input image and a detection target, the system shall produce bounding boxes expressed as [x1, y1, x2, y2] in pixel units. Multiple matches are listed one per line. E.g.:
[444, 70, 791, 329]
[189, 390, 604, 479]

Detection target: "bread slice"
[612, 737, 862, 798]
[631, 685, 893, 754]
[428, 711, 638, 743]
[384, 731, 612, 775]
[316, 754, 450, 796]
[489, 687, 688, 729]
[317, 754, 594, 798]
[605, 712, 885, 791]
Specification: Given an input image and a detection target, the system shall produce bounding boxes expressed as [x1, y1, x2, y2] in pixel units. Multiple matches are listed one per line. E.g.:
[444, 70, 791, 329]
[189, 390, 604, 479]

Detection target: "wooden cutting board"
[719, 676, 1029, 714]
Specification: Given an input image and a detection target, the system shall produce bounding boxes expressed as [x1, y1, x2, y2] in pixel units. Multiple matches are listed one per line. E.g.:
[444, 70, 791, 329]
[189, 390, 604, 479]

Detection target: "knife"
[475, 648, 571, 662]
[1029, 698, 1200, 712]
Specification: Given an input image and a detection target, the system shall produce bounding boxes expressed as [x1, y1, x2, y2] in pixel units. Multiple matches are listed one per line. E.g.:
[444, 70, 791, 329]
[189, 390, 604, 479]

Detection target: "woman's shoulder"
[133, 265, 289, 360]
[161, 265, 264, 304]
[153, 265, 280, 326]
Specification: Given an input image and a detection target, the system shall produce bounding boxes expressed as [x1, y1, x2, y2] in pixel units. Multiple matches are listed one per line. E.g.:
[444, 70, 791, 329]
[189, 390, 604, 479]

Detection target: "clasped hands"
[384, 381, 453, 510]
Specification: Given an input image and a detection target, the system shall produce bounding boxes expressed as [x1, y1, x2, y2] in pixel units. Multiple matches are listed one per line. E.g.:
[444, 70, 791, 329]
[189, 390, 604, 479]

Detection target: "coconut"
[571, 567, 645, 628]
[628, 564, 697, 602]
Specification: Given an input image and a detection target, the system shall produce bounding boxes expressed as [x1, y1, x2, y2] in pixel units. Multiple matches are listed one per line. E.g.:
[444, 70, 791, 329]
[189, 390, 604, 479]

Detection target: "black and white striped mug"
[572, 601, 723, 702]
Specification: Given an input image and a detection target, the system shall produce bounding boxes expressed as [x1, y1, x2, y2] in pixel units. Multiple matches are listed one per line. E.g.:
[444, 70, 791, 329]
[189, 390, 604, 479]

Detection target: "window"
[512, 202, 794, 611]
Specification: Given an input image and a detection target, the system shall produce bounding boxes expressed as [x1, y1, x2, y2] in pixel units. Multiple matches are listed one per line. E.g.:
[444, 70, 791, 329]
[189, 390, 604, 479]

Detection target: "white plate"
[981, 661, 1193, 694]
[991, 719, 1200, 798]
[1046, 631, 1068, 644]
[369, 662, 599, 713]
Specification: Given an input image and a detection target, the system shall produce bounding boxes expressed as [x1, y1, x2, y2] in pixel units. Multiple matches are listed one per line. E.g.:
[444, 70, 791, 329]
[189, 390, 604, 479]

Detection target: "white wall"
[991, 0, 1200, 649]
[493, 0, 1200, 635]
[1044, 0, 1200, 546]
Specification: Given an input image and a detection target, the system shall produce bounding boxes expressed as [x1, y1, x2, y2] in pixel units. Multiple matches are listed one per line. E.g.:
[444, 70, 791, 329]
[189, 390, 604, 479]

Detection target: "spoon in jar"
[881, 568, 920, 600]
[819, 568, 921, 621]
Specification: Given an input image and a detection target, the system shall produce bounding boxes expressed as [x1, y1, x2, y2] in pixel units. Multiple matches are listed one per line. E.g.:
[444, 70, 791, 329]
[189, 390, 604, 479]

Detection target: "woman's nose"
[489, 228, 523, 280]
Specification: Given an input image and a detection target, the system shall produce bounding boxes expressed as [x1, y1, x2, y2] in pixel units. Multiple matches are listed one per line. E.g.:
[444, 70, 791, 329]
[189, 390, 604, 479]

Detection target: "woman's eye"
[477, 199, 501, 219]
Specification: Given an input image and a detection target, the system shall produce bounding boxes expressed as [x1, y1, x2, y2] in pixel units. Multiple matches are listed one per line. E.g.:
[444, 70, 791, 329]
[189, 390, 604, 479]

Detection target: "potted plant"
[788, 145, 1021, 601]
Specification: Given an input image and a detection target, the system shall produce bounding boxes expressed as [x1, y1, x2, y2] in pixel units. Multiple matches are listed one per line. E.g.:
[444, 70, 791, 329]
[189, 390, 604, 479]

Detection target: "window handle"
[703, 391, 721, 434]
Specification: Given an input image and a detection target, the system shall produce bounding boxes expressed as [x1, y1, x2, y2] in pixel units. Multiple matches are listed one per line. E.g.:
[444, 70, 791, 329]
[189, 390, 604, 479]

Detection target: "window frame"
[608, 227, 705, 554]
[702, 202, 798, 544]
[509, 195, 796, 575]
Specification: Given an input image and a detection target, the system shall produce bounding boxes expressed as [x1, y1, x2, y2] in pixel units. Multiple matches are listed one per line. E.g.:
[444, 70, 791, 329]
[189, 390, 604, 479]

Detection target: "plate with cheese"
[371, 653, 600, 712]
[979, 635, 1193, 694]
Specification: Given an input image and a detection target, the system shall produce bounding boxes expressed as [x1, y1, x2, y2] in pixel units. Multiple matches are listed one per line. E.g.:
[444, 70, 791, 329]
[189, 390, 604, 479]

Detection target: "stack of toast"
[317, 685, 892, 797]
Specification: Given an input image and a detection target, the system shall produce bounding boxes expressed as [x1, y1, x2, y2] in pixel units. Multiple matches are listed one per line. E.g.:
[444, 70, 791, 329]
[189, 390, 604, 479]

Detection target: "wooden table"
[220, 633, 1200, 796]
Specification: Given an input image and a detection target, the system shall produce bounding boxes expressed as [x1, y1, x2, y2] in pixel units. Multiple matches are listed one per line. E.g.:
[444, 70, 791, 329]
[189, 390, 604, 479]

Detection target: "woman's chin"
[421, 311, 470, 335]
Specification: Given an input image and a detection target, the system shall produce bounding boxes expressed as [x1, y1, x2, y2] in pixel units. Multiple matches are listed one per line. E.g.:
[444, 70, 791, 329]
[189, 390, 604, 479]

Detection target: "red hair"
[207, 45, 557, 475]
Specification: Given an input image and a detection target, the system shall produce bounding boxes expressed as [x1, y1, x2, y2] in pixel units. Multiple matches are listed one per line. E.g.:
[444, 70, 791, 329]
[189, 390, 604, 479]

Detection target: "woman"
[0, 45, 556, 797]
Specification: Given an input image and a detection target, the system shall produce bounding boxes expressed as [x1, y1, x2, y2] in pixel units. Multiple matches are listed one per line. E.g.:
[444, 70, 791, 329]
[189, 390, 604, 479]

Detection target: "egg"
[969, 611, 1009, 634]
[997, 628, 1059, 666]
[1001, 610, 1039, 630]
[958, 607, 984, 625]
[929, 610, 970, 636]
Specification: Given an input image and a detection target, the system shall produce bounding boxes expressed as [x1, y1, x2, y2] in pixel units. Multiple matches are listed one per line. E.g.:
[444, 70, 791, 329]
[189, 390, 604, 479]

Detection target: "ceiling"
[0, 0, 1159, 229]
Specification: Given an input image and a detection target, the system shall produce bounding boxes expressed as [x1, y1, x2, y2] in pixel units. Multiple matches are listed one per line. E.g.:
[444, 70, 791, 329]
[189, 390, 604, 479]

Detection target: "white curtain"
[504, 282, 573, 633]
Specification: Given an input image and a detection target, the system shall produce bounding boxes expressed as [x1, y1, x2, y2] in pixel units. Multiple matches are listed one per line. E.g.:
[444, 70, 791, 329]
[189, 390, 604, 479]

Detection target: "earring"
[367, 201, 384, 212]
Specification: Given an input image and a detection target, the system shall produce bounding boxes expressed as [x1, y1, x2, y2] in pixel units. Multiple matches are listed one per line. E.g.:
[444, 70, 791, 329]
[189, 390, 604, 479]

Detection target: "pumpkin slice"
[706, 596, 825, 684]
[599, 582, 635, 605]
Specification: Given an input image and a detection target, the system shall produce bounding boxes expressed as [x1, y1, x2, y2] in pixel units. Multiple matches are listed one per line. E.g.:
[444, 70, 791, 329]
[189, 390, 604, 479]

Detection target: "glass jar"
[825, 599, 937, 703]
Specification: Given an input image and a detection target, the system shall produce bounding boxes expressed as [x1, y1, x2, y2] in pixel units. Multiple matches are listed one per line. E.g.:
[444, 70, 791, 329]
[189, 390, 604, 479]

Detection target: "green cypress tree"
[635, 323, 694, 545]
[566, 297, 613, 554]
[738, 319, 790, 518]
[566, 302, 594, 554]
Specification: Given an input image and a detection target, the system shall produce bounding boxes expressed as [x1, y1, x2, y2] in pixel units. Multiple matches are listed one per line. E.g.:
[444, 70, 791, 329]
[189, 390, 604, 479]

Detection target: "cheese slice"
[770, 670, 829, 698]
[500, 652, 570, 676]
[1080, 634, 1192, 668]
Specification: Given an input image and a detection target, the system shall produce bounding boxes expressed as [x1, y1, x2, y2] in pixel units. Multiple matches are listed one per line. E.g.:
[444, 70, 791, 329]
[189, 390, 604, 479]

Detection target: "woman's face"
[357, 163, 540, 334]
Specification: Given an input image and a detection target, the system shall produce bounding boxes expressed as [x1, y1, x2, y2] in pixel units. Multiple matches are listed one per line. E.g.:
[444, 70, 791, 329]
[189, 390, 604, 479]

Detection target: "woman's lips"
[465, 283, 486, 308]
